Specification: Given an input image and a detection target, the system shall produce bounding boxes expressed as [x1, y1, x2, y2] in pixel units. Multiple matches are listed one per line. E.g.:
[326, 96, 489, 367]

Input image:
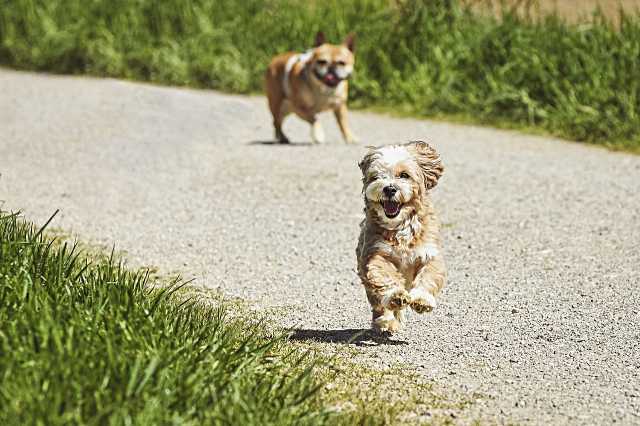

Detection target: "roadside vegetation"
[0, 210, 460, 424]
[0, 211, 326, 424]
[1, 0, 638, 150]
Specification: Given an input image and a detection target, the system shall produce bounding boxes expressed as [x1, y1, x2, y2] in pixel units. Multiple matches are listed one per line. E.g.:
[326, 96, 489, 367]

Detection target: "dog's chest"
[389, 244, 419, 282]
[386, 240, 438, 284]
[308, 82, 347, 111]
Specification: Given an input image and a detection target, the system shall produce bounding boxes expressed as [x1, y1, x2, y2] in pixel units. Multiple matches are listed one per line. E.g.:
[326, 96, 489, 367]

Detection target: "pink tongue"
[324, 74, 337, 84]
[384, 201, 399, 214]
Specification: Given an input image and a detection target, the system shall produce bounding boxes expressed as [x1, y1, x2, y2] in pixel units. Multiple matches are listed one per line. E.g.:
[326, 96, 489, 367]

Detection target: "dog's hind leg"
[272, 100, 291, 143]
[266, 79, 290, 143]
[394, 309, 406, 327]
[372, 307, 402, 334]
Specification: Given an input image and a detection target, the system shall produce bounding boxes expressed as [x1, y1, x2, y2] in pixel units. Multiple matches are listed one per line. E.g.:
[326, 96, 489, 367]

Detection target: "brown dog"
[265, 32, 357, 144]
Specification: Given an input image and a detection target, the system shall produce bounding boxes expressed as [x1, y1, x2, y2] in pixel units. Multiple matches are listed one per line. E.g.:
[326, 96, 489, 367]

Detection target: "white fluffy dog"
[356, 141, 446, 333]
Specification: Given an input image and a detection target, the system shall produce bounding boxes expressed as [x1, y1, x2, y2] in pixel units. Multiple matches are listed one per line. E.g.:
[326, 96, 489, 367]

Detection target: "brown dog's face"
[359, 141, 443, 228]
[309, 32, 355, 88]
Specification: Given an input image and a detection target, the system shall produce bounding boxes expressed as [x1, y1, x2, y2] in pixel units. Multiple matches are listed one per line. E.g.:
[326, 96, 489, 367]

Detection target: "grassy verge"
[0, 210, 463, 424]
[0, 211, 326, 424]
[1, 0, 638, 150]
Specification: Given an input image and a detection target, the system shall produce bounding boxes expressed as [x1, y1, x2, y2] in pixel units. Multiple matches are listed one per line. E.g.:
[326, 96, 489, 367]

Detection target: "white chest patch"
[394, 242, 438, 271]
[373, 240, 438, 280]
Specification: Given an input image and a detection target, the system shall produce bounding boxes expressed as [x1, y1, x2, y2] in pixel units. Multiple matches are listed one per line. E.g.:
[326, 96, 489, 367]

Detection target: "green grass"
[0, 210, 327, 424]
[0, 0, 639, 150]
[0, 211, 354, 425]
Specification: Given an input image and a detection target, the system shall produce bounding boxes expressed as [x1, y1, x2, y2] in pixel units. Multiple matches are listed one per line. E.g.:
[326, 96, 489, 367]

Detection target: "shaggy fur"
[356, 141, 446, 333]
[264, 31, 357, 144]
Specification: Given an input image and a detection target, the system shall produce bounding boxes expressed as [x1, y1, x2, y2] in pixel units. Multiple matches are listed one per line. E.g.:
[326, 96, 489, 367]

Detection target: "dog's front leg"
[333, 103, 357, 144]
[310, 118, 325, 144]
[409, 254, 446, 314]
[297, 109, 325, 144]
[362, 255, 409, 333]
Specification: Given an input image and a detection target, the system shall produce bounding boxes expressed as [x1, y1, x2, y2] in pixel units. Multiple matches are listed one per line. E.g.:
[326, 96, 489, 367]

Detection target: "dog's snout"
[383, 186, 397, 198]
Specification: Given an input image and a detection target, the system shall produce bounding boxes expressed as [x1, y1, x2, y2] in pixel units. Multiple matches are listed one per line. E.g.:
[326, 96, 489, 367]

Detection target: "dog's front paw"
[409, 287, 437, 314]
[383, 288, 410, 311]
[345, 133, 359, 144]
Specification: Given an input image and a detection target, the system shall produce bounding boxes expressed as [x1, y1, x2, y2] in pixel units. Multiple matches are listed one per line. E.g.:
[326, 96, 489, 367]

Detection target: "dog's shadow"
[248, 140, 314, 147]
[289, 328, 408, 346]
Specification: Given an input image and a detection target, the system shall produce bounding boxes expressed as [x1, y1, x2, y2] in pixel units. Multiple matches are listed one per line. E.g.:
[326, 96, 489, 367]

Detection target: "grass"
[0, 210, 326, 425]
[0, 210, 464, 424]
[0, 0, 639, 150]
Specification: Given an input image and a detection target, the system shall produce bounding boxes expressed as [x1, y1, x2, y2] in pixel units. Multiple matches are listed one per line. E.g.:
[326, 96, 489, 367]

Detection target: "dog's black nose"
[383, 186, 397, 197]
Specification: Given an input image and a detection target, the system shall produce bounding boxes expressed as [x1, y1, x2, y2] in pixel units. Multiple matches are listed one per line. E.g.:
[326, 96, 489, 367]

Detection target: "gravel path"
[1, 69, 639, 425]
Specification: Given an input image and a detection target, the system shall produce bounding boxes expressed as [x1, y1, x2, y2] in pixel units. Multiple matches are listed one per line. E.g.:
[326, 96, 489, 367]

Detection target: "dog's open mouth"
[314, 69, 342, 88]
[322, 72, 340, 87]
[381, 200, 402, 218]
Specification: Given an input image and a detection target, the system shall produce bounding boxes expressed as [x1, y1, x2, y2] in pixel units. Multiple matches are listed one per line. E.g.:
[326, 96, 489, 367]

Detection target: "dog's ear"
[408, 141, 443, 190]
[343, 32, 356, 52]
[358, 148, 375, 175]
[358, 147, 378, 187]
[314, 31, 326, 47]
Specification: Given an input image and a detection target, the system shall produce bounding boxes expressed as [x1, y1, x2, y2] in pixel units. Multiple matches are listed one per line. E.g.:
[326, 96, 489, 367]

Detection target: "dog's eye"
[399, 172, 410, 179]
[316, 59, 328, 66]
[336, 60, 346, 66]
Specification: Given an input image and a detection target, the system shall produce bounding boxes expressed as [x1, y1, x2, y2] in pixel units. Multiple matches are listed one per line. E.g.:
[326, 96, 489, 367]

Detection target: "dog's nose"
[383, 186, 397, 198]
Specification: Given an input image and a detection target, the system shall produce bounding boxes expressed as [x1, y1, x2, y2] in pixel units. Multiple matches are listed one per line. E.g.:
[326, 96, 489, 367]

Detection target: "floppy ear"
[407, 141, 443, 190]
[314, 31, 326, 47]
[358, 147, 379, 188]
[358, 147, 376, 175]
[343, 32, 356, 52]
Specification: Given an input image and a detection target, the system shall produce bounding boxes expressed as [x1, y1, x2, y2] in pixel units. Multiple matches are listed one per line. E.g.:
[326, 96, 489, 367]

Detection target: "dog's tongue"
[324, 73, 338, 86]
[383, 200, 400, 216]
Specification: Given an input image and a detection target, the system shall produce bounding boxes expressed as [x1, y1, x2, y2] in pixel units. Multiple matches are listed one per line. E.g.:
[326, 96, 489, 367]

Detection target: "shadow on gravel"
[290, 328, 408, 346]
[248, 140, 314, 146]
